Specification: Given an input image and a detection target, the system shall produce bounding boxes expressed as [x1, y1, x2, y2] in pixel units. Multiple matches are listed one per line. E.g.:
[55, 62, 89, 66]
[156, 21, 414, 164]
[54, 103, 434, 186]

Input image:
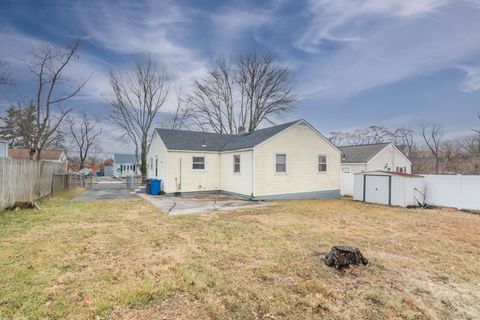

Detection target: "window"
[318, 155, 327, 172]
[275, 154, 287, 173]
[192, 156, 205, 170]
[342, 167, 351, 173]
[155, 158, 158, 176]
[149, 158, 153, 170]
[233, 155, 241, 173]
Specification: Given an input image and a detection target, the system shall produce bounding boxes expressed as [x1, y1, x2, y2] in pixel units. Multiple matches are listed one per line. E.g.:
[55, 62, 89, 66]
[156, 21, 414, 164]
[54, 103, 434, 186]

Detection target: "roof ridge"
[154, 119, 301, 137]
[338, 142, 390, 148]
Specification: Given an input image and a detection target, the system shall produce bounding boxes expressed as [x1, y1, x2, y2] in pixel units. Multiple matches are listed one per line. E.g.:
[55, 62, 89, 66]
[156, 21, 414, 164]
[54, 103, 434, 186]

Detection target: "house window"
[342, 167, 351, 173]
[233, 155, 241, 173]
[318, 155, 327, 172]
[149, 158, 153, 170]
[192, 156, 205, 170]
[275, 154, 287, 173]
[155, 158, 158, 176]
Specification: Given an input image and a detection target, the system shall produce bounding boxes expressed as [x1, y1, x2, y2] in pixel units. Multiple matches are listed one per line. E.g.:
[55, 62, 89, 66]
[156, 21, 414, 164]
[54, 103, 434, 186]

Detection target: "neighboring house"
[338, 142, 411, 196]
[0, 140, 8, 158]
[147, 119, 341, 200]
[339, 142, 411, 174]
[8, 148, 68, 164]
[113, 153, 140, 178]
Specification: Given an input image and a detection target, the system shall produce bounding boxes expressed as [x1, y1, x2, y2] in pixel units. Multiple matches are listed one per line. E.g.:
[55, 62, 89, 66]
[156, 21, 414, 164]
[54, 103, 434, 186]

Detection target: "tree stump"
[324, 246, 368, 269]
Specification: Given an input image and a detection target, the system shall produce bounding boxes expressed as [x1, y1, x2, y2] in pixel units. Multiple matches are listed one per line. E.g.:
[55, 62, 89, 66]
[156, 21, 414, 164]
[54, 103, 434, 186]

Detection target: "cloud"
[295, 0, 480, 98]
[296, 0, 451, 53]
[73, 0, 209, 104]
[458, 65, 480, 92]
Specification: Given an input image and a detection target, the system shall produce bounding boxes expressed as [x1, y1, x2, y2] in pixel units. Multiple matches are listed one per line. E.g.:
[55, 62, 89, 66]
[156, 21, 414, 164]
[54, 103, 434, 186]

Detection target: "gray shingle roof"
[339, 143, 390, 163]
[114, 153, 139, 164]
[155, 120, 302, 152]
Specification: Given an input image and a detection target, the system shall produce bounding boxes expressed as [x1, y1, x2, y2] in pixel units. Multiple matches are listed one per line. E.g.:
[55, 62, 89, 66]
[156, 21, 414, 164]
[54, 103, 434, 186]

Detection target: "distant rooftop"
[114, 153, 139, 164]
[8, 148, 65, 160]
[338, 142, 390, 164]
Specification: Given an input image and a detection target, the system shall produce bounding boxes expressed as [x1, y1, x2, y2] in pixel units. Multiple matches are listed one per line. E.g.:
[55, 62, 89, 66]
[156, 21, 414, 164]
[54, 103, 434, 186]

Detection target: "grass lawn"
[1, 190, 480, 319]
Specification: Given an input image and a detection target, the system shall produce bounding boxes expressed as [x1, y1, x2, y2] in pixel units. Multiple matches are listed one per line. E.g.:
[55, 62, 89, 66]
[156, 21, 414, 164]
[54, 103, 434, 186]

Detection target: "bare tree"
[109, 56, 169, 179]
[187, 57, 235, 133]
[67, 112, 102, 169]
[186, 52, 296, 134]
[391, 128, 416, 159]
[166, 95, 192, 130]
[238, 52, 296, 132]
[27, 38, 88, 160]
[420, 122, 444, 174]
[329, 125, 393, 146]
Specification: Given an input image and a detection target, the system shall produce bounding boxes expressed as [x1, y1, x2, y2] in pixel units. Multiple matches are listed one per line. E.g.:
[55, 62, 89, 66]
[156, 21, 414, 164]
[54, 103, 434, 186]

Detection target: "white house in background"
[338, 142, 411, 196]
[0, 140, 8, 158]
[147, 119, 341, 200]
[8, 148, 68, 164]
[113, 153, 140, 178]
[339, 142, 411, 174]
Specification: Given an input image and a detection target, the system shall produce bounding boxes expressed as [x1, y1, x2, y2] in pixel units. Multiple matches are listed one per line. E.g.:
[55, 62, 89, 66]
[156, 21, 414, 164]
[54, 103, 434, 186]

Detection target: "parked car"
[78, 168, 93, 177]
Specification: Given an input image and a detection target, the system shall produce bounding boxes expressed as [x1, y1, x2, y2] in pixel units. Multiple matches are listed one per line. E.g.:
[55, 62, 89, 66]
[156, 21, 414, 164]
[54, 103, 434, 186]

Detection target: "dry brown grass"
[1, 191, 479, 319]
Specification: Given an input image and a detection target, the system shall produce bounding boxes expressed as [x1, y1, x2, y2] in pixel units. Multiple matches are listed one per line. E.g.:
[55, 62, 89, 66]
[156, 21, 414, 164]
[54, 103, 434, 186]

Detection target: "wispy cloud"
[295, 0, 480, 98]
[73, 0, 208, 101]
[458, 65, 480, 92]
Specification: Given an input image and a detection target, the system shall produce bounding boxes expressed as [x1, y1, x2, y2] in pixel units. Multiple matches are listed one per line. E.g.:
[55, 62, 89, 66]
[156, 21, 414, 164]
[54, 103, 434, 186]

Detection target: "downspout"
[251, 149, 255, 200]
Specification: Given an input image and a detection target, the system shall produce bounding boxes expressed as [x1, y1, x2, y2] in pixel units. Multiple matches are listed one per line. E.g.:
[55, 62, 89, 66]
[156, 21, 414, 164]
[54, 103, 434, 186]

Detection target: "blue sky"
[1, 0, 480, 152]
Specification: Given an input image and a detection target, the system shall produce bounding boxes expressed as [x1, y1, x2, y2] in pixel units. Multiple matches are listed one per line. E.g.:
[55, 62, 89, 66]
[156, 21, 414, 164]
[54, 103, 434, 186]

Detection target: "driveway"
[72, 176, 138, 201]
[138, 193, 273, 215]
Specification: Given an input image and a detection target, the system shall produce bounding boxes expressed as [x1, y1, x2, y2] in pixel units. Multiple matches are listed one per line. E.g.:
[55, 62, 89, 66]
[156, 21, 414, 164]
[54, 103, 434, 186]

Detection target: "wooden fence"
[0, 158, 68, 210]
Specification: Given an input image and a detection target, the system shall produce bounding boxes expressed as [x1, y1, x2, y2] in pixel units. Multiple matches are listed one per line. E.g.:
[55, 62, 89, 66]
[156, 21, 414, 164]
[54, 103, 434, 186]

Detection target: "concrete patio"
[138, 193, 273, 215]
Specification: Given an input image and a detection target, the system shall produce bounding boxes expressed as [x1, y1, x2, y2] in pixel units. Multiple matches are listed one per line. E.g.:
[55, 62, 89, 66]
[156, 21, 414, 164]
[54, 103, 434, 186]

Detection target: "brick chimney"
[238, 125, 246, 135]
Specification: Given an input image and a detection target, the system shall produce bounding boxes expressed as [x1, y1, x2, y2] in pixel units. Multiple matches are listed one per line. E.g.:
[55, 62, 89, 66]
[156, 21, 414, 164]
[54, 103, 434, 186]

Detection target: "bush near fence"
[0, 158, 68, 210]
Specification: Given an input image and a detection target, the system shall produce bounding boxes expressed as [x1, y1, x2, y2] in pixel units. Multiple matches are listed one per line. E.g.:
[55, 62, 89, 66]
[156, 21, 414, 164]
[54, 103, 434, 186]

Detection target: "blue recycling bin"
[150, 179, 161, 195]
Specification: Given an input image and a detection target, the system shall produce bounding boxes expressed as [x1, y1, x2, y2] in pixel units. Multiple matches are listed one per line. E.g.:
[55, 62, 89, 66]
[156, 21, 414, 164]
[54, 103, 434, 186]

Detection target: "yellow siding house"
[147, 120, 341, 200]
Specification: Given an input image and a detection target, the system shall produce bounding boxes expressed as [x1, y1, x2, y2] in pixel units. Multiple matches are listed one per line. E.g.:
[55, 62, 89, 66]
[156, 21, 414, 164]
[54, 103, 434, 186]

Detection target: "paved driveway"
[72, 177, 138, 201]
[138, 193, 273, 215]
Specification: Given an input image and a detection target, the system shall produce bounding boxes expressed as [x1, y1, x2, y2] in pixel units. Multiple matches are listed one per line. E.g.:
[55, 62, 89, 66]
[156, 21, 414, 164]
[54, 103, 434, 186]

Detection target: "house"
[113, 153, 140, 178]
[0, 140, 7, 158]
[147, 119, 341, 200]
[338, 142, 412, 196]
[8, 148, 68, 164]
[339, 142, 411, 174]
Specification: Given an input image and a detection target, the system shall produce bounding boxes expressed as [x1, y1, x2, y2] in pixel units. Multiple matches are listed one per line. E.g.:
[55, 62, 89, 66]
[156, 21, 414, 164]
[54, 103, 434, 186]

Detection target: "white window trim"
[233, 154, 241, 175]
[317, 154, 327, 174]
[192, 155, 206, 171]
[275, 153, 288, 174]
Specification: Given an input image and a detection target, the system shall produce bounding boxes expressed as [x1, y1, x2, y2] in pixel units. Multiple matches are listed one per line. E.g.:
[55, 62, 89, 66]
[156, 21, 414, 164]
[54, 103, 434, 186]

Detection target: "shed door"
[365, 175, 390, 205]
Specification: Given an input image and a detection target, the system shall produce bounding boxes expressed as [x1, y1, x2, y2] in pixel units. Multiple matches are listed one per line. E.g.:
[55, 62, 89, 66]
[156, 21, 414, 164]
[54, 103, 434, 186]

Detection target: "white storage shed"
[353, 171, 425, 207]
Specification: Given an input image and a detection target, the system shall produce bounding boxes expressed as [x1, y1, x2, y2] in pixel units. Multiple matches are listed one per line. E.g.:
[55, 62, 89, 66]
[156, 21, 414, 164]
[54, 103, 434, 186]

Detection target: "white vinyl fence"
[346, 172, 480, 211]
[0, 158, 68, 210]
[423, 175, 480, 211]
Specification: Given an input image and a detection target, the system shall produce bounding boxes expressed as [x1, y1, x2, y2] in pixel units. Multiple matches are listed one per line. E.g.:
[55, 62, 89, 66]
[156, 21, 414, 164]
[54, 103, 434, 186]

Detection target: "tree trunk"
[141, 138, 148, 181]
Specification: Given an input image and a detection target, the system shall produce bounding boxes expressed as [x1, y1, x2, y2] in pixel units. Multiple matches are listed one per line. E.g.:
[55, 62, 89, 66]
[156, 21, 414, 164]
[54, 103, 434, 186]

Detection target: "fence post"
[457, 174, 462, 210]
[51, 173, 55, 195]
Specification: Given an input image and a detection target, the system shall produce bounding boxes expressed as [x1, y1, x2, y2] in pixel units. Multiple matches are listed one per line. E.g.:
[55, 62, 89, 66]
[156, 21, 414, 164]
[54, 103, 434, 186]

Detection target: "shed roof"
[114, 153, 139, 164]
[8, 148, 65, 160]
[339, 143, 390, 164]
[353, 170, 423, 177]
[155, 120, 302, 152]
